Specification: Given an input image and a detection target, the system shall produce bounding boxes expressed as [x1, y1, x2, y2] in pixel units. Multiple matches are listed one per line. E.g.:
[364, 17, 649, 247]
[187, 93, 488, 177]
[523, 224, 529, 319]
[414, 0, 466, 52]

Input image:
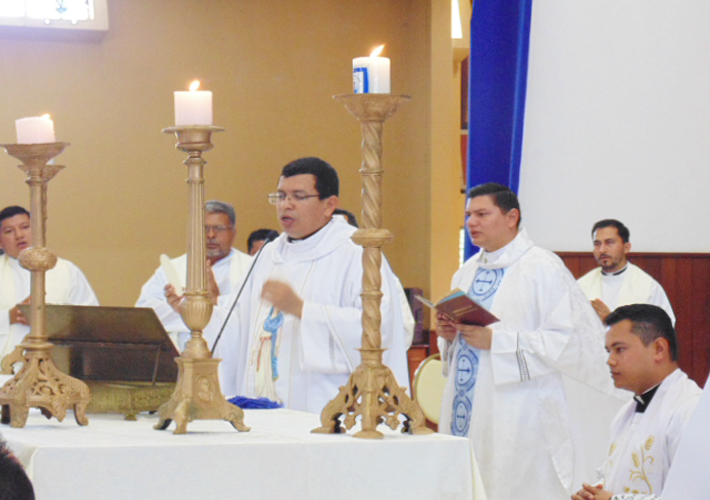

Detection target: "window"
[0, 0, 108, 32]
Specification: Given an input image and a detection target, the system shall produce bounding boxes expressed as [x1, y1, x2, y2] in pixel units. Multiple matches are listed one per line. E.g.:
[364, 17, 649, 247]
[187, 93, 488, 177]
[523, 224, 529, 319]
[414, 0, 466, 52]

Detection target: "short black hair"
[467, 182, 521, 227]
[333, 208, 358, 228]
[592, 219, 630, 243]
[247, 228, 278, 253]
[281, 157, 339, 199]
[0, 206, 30, 226]
[605, 304, 678, 361]
[0, 440, 35, 500]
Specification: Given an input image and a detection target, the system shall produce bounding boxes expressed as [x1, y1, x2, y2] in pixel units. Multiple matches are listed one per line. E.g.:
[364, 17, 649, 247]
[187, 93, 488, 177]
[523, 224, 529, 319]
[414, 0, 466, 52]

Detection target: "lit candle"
[15, 114, 56, 144]
[174, 80, 213, 126]
[353, 45, 391, 94]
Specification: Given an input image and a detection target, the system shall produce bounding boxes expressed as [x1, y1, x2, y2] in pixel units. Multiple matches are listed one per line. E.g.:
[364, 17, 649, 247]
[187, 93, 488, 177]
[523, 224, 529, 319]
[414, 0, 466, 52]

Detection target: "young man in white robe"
[197, 157, 413, 414]
[577, 219, 675, 324]
[0, 205, 99, 361]
[136, 201, 252, 350]
[572, 304, 701, 500]
[436, 183, 620, 500]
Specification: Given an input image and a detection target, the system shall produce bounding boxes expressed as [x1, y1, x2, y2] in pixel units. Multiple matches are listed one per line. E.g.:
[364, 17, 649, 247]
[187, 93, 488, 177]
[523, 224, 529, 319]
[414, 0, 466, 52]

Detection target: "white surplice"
[598, 368, 701, 497]
[439, 229, 622, 500]
[135, 249, 252, 348]
[0, 253, 99, 356]
[204, 216, 412, 414]
[578, 263, 675, 324]
[661, 371, 710, 500]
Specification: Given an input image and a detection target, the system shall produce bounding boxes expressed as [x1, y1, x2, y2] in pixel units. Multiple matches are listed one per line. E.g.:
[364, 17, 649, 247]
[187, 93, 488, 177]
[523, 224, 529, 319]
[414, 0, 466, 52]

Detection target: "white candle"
[15, 115, 56, 144]
[353, 45, 391, 94]
[174, 80, 213, 126]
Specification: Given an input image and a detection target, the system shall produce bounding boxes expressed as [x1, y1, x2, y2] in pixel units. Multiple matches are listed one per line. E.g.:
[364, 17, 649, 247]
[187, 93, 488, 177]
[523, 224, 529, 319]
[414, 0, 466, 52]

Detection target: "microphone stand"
[210, 232, 278, 354]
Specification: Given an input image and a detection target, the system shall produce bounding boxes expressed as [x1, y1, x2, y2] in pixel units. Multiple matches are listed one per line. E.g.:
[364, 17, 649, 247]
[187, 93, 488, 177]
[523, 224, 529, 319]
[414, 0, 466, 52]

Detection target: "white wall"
[519, 1, 710, 252]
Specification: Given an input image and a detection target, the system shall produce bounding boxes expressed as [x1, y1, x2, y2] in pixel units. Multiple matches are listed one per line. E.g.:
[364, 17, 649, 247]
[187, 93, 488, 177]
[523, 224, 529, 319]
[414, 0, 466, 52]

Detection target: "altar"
[1, 408, 480, 500]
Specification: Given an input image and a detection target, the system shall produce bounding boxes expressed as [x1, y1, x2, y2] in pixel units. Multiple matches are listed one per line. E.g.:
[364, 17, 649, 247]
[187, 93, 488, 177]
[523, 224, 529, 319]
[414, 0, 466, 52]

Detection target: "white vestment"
[598, 368, 701, 497]
[578, 263, 675, 324]
[661, 371, 710, 500]
[0, 253, 99, 356]
[204, 216, 412, 414]
[135, 249, 252, 347]
[438, 230, 621, 500]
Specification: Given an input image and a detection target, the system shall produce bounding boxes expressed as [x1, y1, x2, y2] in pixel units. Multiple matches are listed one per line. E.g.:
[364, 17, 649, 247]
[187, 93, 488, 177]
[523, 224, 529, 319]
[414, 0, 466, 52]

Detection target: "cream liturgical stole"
[0, 254, 72, 356]
[0, 254, 16, 310]
[579, 264, 655, 310]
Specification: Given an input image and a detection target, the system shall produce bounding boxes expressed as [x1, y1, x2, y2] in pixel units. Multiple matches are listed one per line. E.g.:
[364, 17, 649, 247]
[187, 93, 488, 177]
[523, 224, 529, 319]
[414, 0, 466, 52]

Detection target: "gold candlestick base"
[154, 356, 250, 434]
[0, 142, 91, 428]
[154, 126, 249, 434]
[312, 94, 432, 438]
[312, 349, 432, 438]
[1, 342, 91, 427]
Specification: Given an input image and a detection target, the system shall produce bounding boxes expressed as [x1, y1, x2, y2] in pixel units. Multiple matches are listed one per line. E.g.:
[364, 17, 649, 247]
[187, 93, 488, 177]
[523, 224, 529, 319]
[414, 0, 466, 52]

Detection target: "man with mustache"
[136, 200, 252, 350]
[0, 205, 98, 363]
[578, 220, 675, 324]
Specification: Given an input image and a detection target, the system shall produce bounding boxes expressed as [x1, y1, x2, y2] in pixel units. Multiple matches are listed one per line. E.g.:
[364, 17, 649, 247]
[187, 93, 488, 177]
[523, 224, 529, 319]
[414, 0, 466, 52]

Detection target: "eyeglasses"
[205, 225, 233, 233]
[267, 192, 321, 205]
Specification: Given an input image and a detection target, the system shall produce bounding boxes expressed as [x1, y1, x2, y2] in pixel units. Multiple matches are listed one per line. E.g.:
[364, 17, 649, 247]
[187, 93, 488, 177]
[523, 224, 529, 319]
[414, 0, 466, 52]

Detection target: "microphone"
[210, 230, 279, 354]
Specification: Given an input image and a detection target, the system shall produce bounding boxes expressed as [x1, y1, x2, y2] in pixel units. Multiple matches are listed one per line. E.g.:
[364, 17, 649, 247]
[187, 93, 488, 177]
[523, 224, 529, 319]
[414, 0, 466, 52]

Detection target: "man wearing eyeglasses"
[136, 200, 252, 350]
[203, 157, 413, 414]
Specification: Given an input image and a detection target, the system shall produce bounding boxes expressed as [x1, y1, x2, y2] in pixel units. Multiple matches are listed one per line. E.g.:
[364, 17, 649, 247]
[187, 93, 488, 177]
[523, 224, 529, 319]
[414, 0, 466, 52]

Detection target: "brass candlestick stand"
[154, 126, 249, 435]
[312, 94, 432, 439]
[0, 142, 91, 428]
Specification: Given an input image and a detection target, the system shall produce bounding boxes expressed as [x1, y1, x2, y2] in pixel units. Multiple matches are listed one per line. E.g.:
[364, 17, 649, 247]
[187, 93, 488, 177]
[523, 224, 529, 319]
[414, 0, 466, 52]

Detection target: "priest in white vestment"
[437, 183, 620, 500]
[199, 158, 413, 414]
[572, 304, 701, 500]
[136, 201, 252, 350]
[0, 206, 99, 359]
[577, 219, 675, 325]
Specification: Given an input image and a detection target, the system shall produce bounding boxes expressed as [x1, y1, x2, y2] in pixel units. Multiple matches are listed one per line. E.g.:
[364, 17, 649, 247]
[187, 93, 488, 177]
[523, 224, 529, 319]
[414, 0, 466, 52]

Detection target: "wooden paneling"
[407, 345, 428, 388]
[558, 252, 710, 386]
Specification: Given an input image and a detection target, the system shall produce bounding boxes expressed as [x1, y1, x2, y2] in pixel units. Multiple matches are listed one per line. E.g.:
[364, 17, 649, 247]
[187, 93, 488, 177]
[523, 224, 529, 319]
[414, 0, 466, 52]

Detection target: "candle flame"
[370, 45, 385, 58]
[189, 80, 201, 91]
[41, 113, 51, 120]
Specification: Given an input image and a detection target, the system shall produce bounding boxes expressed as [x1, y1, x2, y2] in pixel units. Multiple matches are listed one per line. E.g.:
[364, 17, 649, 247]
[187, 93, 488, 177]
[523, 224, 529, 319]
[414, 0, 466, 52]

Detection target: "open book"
[415, 288, 499, 326]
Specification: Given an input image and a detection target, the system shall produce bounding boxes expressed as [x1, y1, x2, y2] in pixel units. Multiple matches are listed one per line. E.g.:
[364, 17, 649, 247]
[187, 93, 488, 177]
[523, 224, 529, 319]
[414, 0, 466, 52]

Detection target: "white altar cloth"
[1, 408, 478, 500]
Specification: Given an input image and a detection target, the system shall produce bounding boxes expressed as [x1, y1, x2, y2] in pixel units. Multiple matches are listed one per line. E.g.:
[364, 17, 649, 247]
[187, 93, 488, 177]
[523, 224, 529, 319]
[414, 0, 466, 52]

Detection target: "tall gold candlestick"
[312, 94, 432, 439]
[0, 142, 91, 428]
[154, 126, 249, 435]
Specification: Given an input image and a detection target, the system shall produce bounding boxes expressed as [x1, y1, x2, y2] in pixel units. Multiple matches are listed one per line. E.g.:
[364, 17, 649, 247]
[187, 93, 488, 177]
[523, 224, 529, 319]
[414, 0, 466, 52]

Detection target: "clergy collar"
[601, 263, 629, 277]
[286, 219, 331, 243]
[476, 229, 534, 270]
[633, 383, 660, 413]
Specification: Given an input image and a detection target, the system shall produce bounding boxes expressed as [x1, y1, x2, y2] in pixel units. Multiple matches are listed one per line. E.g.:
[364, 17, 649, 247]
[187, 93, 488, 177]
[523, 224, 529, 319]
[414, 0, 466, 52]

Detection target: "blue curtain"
[464, 0, 533, 260]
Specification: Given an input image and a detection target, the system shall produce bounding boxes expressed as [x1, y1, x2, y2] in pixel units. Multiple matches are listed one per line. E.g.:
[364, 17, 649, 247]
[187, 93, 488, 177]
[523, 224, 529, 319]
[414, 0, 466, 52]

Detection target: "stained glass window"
[1, 0, 93, 21]
[0, 0, 107, 30]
